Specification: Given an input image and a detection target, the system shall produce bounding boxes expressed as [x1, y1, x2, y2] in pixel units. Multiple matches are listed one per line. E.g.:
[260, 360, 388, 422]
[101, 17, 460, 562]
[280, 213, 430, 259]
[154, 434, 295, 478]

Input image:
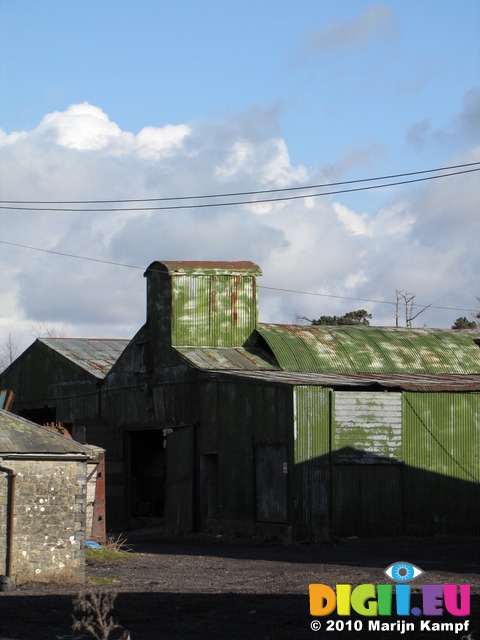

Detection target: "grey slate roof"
[39, 338, 129, 378]
[0, 410, 92, 458]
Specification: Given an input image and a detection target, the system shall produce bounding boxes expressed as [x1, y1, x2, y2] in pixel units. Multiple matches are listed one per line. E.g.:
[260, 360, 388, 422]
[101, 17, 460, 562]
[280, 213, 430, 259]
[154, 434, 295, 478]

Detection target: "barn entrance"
[128, 429, 166, 527]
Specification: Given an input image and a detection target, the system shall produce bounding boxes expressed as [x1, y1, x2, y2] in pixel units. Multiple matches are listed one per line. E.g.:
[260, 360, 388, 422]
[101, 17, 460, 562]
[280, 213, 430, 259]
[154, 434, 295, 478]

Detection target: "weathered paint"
[258, 325, 480, 374]
[333, 391, 402, 462]
[175, 346, 278, 371]
[151, 260, 262, 276]
[172, 274, 259, 347]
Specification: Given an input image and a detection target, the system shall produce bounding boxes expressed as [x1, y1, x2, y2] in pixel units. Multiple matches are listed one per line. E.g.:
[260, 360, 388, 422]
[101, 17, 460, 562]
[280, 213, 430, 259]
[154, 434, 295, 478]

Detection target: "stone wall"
[0, 458, 86, 585]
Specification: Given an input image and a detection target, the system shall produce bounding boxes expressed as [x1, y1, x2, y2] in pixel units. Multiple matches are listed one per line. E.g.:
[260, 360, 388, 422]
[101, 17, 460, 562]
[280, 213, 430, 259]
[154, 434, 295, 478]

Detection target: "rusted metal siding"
[333, 391, 402, 462]
[258, 325, 480, 374]
[171, 274, 259, 347]
[155, 260, 261, 276]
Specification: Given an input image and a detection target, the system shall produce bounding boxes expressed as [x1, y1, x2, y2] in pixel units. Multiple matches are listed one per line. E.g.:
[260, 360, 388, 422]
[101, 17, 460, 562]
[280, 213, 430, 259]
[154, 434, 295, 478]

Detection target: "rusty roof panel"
[39, 338, 129, 378]
[201, 369, 480, 391]
[257, 324, 480, 375]
[175, 346, 279, 371]
[146, 260, 262, 276]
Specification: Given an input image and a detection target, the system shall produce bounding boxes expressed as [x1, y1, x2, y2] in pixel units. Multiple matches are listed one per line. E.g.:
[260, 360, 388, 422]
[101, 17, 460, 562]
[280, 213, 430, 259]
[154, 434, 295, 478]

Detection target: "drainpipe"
[0, 459, 17, 578]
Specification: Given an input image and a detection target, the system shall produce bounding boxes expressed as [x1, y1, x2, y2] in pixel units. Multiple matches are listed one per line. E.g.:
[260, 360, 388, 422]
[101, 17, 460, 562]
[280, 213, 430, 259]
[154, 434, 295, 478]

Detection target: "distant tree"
[451, 297, 480, 330]
[451, 317, 478, 330]
[307, 309, 372, 326]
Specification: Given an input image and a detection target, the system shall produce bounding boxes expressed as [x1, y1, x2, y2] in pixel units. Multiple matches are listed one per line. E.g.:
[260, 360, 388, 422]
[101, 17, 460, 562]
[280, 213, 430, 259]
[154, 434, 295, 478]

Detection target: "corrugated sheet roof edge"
[144, 260, 262, 276]
[38, 338, 130, 379]
[200, 369, 480, 391]
[257, 324, 480, 375]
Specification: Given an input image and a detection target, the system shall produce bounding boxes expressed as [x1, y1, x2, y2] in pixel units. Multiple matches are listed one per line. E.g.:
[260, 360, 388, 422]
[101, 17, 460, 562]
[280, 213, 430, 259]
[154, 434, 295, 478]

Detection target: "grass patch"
[86, 548, 131, 565]
[86, 576, 117, 585]
[86, 535, 132, 565]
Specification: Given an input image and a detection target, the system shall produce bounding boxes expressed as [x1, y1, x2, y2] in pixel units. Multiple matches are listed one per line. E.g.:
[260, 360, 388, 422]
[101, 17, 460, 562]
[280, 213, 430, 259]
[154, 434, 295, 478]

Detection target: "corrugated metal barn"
[1, 261, 479, 540]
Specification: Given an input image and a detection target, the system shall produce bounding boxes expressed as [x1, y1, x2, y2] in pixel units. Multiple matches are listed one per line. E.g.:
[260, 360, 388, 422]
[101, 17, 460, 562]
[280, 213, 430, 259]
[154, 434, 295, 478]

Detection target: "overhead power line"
[0, 164, 479, 212]
[0, 239, 477, 315]
[2, 161, 479, 205]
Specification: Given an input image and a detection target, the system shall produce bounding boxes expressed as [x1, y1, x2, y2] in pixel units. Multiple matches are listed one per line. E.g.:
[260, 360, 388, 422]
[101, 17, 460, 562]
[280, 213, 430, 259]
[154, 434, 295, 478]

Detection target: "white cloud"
[136, 124, 191, 159]
[303, 4, 400, 55]
[37, 103, 133, 151]
[0, 101, 479, 357]
[333, 202, 415, 238]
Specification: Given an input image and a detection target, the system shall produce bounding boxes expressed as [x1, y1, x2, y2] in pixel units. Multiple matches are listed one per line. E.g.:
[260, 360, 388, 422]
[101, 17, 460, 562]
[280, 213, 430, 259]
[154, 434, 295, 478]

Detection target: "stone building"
[0, 409, 92, 585]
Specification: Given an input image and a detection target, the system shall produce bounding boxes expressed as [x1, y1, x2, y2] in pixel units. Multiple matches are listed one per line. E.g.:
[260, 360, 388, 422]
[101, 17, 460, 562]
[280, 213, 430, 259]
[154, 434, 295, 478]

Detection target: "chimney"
[144, 261, 262, 358]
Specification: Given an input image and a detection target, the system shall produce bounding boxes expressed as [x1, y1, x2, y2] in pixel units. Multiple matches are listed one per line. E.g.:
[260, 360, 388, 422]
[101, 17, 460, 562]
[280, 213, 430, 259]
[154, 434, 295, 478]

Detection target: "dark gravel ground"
[0, 534, 478, 640]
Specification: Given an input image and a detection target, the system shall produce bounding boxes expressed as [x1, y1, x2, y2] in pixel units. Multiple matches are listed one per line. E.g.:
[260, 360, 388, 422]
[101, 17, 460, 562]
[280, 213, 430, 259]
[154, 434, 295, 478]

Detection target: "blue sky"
[0, 0, 479, 354]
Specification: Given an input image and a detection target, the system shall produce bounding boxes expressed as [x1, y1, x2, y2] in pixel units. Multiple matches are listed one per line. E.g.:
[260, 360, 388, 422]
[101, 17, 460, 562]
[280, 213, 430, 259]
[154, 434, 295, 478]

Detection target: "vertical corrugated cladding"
[403, 392, 480, 535]
[332, 391, 404, 538]
[215, 379, 292, 523]
[172, 274, 258, 347]
[293, 386, 330, 463]
[293, 386, 331, 541]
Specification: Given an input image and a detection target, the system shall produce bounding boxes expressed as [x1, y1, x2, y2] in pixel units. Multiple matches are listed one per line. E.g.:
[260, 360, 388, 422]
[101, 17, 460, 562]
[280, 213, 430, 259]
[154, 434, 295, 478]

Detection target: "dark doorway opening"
[19, 406, 56, 426]
[129, 430, 166, 525]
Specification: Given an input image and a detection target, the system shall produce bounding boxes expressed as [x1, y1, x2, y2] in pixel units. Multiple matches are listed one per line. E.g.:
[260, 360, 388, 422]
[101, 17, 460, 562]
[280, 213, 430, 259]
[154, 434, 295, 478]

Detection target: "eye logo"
[384, 561, 424, 582]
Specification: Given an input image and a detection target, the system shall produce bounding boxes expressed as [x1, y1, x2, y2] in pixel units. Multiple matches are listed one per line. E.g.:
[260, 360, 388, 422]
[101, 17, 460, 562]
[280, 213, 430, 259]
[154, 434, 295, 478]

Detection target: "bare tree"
[0, 326, 20, 372]
[31, 322, 67, 338]
[395, 290, 431, 327]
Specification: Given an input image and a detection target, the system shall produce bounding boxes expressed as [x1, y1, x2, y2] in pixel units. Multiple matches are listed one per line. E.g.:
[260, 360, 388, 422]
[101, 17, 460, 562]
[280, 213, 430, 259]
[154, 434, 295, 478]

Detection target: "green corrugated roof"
[257, 324, 480, 374]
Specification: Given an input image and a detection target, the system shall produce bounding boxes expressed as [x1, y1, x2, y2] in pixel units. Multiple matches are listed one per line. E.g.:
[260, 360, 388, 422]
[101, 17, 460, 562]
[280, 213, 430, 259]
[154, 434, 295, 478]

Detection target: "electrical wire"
[1, 161, 479, 205]
[1, 166, 479, 212]
[0, 239, 478, 314]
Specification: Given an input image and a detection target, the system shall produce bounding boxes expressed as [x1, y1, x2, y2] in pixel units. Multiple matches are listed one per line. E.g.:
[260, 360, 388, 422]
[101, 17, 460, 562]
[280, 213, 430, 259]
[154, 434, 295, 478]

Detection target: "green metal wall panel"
[403, 392, 480, 481]
[402, 392, 480, 535]
[333, 391, 402, 463]
[293, 386, 330, 464]
[172, 275, 258, 347]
